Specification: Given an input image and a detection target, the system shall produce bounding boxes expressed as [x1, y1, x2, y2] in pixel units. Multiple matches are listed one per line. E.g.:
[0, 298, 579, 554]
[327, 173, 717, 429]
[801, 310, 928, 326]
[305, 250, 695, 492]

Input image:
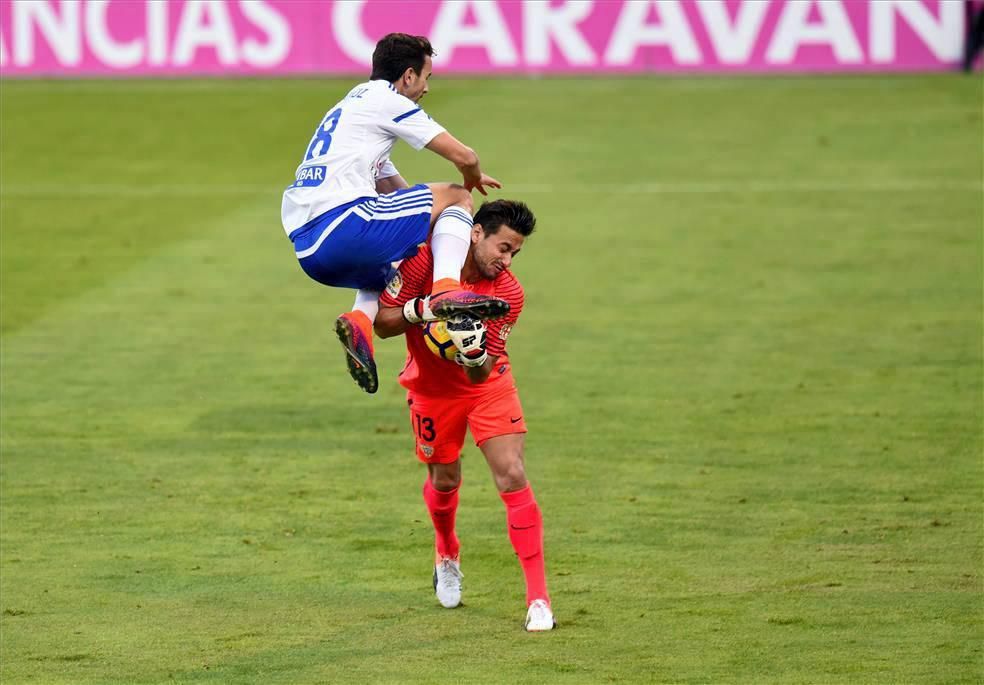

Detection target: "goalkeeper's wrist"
[455, 350, 488, 368]
[402, 297, 435, 325]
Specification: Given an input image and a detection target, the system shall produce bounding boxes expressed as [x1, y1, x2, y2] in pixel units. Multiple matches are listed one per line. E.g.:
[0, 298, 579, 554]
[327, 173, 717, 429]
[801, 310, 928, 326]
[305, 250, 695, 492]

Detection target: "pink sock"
[500, 484, 549, 605]
[423, 479, 460, 559]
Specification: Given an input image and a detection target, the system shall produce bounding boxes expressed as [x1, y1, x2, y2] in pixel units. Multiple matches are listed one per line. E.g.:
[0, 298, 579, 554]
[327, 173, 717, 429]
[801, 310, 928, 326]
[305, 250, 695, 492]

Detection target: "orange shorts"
[406, 385, 527, 464]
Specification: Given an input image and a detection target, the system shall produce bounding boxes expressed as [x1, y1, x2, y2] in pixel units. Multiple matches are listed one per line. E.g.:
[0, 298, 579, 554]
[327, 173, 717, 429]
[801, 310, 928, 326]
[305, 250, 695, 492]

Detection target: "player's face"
[471, 225, 525, 279]
[404, 56, 432, 103]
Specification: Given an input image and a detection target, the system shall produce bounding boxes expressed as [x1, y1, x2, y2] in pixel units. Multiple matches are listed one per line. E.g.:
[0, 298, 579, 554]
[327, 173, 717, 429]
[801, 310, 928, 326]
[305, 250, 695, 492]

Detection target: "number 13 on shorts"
[413, 412, 436, 442]
[407, 390, 527, 465]
[408, 394, 466, 465]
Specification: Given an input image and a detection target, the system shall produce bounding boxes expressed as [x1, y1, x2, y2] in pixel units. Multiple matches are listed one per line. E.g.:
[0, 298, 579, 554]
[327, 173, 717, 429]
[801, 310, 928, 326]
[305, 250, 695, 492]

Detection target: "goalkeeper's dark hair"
[474, 200, 536, 238]
[370, 33, 434, 82]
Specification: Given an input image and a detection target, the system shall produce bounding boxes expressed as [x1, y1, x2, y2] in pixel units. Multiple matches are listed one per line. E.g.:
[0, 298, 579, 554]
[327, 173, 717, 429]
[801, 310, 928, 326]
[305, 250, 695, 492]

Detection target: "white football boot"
[524, 599, 555, 632]
[433, 557, 462, 608]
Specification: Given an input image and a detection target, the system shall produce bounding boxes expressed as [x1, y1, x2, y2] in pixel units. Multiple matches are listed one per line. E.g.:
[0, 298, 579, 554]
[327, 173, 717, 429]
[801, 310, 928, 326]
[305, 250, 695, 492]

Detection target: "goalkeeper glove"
[446, 314, 488, 368]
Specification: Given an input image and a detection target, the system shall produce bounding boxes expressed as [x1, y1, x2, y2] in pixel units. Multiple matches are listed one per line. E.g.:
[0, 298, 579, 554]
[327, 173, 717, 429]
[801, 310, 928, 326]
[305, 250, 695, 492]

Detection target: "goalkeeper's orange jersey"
[379, 245, 524, 398]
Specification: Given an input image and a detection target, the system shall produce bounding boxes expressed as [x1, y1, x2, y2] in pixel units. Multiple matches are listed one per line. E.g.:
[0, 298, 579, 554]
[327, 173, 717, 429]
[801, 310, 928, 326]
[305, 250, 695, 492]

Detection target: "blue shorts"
[290, 184, 433, 291]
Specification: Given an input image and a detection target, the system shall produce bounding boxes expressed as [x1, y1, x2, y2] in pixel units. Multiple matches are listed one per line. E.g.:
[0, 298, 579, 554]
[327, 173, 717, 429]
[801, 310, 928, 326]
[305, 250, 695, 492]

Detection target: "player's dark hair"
[474, 200, 536, 238]
[370, 33, 434, 82]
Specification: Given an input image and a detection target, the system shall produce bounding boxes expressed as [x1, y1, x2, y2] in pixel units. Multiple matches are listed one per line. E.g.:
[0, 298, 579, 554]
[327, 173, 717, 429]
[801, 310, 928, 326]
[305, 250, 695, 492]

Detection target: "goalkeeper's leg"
[478, 425, 554, 630]
[425, 461, 463, 608]
[409, 393, 469, 609]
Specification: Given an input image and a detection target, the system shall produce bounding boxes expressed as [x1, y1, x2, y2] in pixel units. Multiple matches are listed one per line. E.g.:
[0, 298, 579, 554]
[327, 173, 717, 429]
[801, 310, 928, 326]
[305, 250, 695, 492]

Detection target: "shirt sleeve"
[375, 157, 400, 180]
[484, 278, 524, 358]
[380, 249, 432, 307]
[380, 95, 446, 150]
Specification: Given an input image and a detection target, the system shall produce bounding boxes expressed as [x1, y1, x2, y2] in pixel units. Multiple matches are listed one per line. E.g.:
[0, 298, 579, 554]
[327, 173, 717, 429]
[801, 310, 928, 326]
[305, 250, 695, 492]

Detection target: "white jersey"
[281, 79, 446, 235]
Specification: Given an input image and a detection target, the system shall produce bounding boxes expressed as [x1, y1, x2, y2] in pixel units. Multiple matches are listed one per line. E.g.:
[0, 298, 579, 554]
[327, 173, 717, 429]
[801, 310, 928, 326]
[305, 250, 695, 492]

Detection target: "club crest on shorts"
[498, 323, 513, 341]
[418, 443, 434, 458]
[386, 272, 403, 297]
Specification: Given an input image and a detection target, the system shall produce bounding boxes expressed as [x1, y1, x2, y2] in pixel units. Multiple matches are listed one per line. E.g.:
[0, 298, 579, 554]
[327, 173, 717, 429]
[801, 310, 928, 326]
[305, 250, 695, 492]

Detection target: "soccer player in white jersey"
[281, 33, 507, 394]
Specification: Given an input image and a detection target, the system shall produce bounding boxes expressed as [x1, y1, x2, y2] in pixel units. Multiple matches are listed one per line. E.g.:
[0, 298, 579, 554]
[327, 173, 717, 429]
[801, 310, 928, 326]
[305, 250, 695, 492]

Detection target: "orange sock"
[432, 277, 461, 294]
[423, 479, 460, 559]
[500, 484, 549, 605]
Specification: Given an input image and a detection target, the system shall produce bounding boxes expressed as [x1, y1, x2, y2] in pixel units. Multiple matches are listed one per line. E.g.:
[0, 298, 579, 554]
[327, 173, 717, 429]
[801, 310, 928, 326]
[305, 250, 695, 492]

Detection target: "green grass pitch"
[1, 75, 981, 683]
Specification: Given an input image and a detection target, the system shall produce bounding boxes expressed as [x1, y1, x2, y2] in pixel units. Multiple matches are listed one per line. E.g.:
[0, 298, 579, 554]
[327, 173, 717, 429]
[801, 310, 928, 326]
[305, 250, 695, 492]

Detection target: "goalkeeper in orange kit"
[374, 199, 554, 631]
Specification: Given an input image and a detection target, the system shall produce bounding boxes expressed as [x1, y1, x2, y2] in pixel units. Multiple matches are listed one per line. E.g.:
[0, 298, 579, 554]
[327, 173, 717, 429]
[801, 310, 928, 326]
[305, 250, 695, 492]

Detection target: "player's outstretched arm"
[426, 132, 501, 196]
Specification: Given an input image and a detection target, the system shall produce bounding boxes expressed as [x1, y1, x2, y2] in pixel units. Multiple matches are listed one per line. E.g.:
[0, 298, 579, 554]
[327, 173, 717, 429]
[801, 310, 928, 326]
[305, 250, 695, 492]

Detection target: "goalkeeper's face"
[470, 224, 525, 280]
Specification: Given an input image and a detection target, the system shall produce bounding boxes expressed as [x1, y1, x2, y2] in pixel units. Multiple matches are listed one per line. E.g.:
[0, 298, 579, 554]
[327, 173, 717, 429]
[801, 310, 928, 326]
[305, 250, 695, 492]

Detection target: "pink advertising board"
[0, 0, 972, 76]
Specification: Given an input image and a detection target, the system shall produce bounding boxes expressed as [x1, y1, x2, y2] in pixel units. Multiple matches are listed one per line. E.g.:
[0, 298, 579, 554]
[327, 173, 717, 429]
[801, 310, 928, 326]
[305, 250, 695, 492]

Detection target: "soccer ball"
[422, 320, 458, 361]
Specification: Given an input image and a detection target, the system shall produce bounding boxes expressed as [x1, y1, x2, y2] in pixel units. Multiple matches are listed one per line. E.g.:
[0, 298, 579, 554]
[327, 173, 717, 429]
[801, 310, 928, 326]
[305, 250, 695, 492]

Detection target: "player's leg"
[424, 183, 509, 321]
[470, 392, 554, 631]
[291, 199, 391, 392]
[425, 459, 462, 561]
[428, 182, 472, 289]
[426, 459, 463, 608]
[297, 188, 430, 393]
[334, 288, 382, 393]
[408, 392, 469, 608]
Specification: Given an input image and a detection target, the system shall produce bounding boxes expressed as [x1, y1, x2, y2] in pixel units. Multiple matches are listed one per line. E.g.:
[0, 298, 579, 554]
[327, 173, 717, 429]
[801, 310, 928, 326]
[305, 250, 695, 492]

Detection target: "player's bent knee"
[430, 464, 461, 491]
[494, 459, 527, 493]
[443, 195, 472, 215]
[430, 184, 472, 214]
[428, 182, 467, 195]
[434, 476, 460, 491]
[451, 188, 473, 211]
